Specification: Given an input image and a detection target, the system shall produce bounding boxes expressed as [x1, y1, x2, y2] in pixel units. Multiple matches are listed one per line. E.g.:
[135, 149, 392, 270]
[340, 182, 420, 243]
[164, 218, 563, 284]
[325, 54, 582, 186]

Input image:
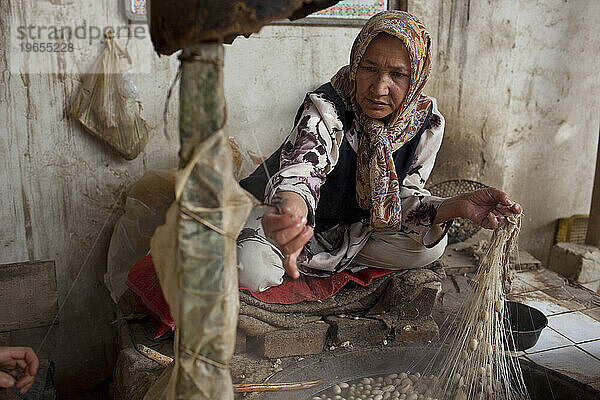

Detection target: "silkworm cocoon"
[461, 349, 469, 360]
[458, 377, 464, 388]
[399, 383, 412, 393]
[477, 329, 484, 340]
[340, 382, 349, 389]
[495, 299, 503, 312]
[469, 338, 479, 351]
[486, 365, 492, 376]
[452, 373, 462, 385]
[333, 384, 342, 394]
[406, 393, 418, 400]
[454, 388, 467, 400]
[486, 343, 493, 355]
[481, 310, 489, 321]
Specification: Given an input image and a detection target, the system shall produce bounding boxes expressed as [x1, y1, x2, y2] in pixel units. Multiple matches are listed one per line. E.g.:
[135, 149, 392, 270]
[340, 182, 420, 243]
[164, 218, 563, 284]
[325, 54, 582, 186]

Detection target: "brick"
[440, 250, 478, 275]
[510, 250, 542, 271]
[246, 321, 329, 359]
[548, 243, 600, 284]
[325, 316, 388, 346]
[514, 268, 567, 291]
[393, 316, 439, 343]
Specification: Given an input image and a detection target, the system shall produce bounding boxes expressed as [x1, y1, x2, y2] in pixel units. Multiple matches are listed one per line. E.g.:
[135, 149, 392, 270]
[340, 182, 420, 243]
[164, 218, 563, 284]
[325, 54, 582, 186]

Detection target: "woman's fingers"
[486, 212, 499, 229]
[280, 226, 313, 256]
[281, 226, 314, 279]
[15, 374, 34, 394]
[510, 202, 522, 214]
[262, 208, 302, 232]
[269, 217, 308, 245]
[283, 251, 301, 279]
[0, 370, 15, 388]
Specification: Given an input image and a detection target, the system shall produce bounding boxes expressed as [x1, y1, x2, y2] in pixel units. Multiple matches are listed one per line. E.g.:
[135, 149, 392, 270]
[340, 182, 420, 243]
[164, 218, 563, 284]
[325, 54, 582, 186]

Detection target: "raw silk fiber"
[331, 10, 433, 229]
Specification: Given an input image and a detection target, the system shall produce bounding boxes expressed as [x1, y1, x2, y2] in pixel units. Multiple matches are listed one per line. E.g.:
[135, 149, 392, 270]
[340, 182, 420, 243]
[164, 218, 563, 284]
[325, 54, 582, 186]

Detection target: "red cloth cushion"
[127, 255, 393, 338]
[126, 255, 174, 339]
[241, 268, 393, 304]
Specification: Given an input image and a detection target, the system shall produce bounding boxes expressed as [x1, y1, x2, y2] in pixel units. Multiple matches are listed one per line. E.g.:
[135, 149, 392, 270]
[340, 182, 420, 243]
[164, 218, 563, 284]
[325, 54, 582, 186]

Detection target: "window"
[124, 0, 147, 22]
[124, 0, 401, 24]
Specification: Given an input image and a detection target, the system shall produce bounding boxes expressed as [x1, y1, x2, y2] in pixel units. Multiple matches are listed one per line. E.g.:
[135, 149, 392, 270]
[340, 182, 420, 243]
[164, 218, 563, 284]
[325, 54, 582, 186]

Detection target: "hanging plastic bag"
[70, 30, 149, 160]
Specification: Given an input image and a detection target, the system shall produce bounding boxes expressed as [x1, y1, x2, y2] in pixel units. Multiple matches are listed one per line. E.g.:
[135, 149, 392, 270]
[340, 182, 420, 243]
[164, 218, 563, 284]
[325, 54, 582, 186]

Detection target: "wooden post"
[586, 128, 600, 247]
[174, 43, 235, 400]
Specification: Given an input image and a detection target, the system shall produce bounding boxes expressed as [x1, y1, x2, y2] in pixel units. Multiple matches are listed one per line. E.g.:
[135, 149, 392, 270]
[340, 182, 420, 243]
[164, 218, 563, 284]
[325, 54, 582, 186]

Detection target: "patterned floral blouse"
[262, 92, 449, 276]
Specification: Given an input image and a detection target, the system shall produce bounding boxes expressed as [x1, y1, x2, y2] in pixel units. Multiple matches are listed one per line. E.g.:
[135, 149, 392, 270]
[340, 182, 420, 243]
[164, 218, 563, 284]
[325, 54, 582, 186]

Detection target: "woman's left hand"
[435, 187, 522, 229]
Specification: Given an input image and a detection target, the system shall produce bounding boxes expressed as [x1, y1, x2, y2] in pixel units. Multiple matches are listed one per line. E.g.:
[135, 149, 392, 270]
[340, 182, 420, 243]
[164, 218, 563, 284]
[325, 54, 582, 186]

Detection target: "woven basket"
[427, 179, 488, 244]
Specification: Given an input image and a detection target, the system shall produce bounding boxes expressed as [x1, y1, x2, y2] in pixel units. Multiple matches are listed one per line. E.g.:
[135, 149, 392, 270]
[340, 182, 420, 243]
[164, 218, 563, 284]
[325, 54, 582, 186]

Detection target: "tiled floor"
[510, 269, 600, 388]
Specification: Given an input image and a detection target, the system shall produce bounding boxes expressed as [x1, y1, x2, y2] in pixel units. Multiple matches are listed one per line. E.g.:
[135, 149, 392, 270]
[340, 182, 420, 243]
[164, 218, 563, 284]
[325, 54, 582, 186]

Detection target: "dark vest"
[240, 83, 431, 232]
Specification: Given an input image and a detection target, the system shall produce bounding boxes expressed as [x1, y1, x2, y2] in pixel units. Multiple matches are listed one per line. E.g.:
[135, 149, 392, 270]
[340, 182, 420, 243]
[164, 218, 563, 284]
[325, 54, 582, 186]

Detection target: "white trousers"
[237, 224, 447, 293]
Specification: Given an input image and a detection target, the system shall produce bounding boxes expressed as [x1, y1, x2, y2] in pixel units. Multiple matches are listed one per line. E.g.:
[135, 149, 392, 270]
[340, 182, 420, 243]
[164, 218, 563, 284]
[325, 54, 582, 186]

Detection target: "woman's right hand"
[262, 191, 314, 279]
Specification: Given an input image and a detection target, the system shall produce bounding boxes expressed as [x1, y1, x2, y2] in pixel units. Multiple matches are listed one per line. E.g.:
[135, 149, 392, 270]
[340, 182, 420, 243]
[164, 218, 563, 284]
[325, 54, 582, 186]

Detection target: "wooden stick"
[135, 344, 322, 393]
[135, 344, 173, 367]
[233, 379, 322, 393]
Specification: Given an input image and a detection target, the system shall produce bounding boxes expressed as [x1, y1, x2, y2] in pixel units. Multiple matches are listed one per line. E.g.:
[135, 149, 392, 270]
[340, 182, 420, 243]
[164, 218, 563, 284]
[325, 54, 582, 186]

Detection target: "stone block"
[548, 243, 600, 284]
[401, 282, 441, 318]
[325, 316, 388, 346]
[393, 316, 439, 343]
[246, 321, 329, 359]
[368, 275, 442, 318]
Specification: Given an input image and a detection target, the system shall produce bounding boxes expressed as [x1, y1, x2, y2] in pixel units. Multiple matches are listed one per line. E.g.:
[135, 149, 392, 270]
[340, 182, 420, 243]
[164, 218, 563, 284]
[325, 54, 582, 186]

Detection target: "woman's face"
[355, 34, 411, 121]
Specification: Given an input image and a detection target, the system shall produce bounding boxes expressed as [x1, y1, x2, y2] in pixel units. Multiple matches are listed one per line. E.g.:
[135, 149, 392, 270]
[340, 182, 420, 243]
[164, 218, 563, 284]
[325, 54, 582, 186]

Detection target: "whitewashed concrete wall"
[0, 1, 180, 397]
[408, 0, 600, 263]
[224, 24, 361, 173]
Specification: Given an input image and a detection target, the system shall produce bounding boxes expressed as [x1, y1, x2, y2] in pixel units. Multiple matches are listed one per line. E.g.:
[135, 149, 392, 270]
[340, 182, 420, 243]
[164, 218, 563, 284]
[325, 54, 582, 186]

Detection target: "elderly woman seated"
[238, 10, 521, 293]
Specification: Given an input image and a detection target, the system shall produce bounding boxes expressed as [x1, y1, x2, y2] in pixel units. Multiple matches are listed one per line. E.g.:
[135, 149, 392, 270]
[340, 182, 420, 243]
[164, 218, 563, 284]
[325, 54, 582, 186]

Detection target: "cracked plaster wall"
[407, 0, 600, 263]
[0, 1, 179, 397]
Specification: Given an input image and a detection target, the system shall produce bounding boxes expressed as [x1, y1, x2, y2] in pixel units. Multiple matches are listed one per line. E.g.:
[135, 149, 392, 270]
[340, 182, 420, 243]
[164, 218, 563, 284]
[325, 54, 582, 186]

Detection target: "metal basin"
[258, 345, 600, 400]
[504, 301, 548, 351]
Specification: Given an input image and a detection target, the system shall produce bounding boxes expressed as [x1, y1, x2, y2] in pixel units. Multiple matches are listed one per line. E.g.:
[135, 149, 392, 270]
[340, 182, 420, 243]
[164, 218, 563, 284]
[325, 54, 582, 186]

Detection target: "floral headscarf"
[331, 10, 433, 230]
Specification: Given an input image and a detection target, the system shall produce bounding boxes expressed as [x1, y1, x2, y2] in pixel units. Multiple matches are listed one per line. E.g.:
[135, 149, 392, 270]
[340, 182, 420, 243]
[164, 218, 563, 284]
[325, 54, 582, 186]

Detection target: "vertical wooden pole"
[586, 128, 600, 247]
[174, 43, 235, 400]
